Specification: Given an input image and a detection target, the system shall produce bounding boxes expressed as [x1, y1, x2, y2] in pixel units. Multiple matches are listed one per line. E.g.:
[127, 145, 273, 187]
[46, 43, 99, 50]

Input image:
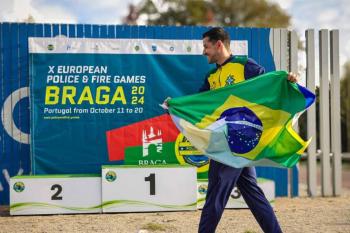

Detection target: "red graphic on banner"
[106, 114, 179, 161]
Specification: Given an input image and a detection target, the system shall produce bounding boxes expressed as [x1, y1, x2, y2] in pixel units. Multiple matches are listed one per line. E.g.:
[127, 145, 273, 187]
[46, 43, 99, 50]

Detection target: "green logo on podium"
[13, 182, 25, 193]
[47, 44, 54, 51]
[198, 184, 207, 195]
[105, 171, 117, 182]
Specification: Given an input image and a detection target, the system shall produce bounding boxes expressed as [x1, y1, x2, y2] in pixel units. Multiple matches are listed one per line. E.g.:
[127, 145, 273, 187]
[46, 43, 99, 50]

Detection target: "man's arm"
[244, 58, 265, 79]
[245, 58, 299, 83]
[199, 78, 210, 92]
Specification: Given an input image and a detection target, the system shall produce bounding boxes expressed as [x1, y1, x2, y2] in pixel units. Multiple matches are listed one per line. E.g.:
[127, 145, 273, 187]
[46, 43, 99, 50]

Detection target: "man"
[197, 27, 297, 233]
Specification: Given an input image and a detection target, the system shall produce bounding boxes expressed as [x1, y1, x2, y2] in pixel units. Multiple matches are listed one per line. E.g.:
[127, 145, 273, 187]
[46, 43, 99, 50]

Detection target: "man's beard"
[207, 54, 218, 64]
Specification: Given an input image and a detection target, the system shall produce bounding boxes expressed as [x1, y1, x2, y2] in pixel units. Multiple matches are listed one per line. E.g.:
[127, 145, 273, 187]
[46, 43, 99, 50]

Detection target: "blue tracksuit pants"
[198, 160, 282, 233]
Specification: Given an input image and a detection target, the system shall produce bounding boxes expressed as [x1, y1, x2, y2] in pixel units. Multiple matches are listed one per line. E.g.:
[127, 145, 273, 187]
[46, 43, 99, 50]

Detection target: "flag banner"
[168, 71, 315, 168]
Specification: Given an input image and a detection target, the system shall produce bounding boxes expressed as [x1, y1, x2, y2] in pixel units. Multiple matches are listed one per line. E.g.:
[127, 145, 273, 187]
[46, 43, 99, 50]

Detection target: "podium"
[197, 178, 275, 209]
[10, 174, 102, 215]
[101, 165, 197, 212]
[10, 166, 275, 215]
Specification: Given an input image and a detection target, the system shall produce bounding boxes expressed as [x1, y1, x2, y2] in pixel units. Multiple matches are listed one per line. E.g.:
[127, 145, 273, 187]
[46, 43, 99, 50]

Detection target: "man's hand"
[287, 72, 298, 83]
[159, 97, 171, 110]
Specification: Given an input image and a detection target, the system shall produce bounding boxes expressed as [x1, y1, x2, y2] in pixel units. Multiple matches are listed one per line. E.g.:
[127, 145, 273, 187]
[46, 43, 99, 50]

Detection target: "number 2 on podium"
[51, 184, 63, 200]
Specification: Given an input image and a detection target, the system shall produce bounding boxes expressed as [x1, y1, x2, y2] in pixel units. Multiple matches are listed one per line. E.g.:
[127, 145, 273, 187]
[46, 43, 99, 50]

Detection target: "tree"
[341, 61, 350, 151]
[25, 15, 35, 23]
[131, 0, 290, 27]
[122, 4, 139, 25]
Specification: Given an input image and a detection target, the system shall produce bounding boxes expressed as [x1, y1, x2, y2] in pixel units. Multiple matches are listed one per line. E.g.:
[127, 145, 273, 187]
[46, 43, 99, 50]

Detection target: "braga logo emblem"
[174, 133, 209, 174]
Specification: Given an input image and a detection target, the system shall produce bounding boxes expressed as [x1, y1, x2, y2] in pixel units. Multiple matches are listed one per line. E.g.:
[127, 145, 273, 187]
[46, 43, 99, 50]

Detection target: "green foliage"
[341, 61, 350, 151]
[25, 15, 35, 23]
[141, 222, 166, 231]
[341, 62, 350, 121]
[300, 63, 350, 152]
[137, 0, 290, 27]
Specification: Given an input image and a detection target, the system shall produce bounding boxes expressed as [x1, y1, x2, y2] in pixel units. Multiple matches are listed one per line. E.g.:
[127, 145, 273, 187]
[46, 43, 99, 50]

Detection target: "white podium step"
[10, 174, 102, 215]
[101, 165, 197, 213]
[10, 167, 274, 215]
[197, 178, 275, 209]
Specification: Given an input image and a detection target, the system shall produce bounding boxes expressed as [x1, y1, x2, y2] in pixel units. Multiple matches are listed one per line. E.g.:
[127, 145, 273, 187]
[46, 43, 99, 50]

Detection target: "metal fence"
[305, 29, 342, 196]
[268, 28, 342, 197]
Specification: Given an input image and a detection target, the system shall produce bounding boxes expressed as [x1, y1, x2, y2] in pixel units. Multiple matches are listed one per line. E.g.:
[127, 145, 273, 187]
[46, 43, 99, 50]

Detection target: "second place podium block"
[10, 174, 102, 215]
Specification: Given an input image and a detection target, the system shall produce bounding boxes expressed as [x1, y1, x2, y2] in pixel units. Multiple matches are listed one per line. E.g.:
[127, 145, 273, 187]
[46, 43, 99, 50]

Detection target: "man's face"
[203, 37, 219, 64]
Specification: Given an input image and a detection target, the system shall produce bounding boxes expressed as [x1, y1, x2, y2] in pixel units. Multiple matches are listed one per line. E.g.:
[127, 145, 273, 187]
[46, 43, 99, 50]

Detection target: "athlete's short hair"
[202, 27, 230, 50]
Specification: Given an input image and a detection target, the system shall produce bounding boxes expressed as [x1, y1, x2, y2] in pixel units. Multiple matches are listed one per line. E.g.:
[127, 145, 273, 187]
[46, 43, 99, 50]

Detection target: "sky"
[0, 0, 349, 76]
[270, 0, 350, 78]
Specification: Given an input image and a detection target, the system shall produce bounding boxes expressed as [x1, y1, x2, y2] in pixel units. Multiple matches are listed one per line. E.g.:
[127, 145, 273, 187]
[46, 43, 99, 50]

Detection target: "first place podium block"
[101, 165, 197, 213]
[10, 174, 102, 215]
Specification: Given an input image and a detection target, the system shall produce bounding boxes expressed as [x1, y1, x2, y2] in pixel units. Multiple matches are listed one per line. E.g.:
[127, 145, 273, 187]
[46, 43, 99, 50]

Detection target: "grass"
[141, 222, 166, 232]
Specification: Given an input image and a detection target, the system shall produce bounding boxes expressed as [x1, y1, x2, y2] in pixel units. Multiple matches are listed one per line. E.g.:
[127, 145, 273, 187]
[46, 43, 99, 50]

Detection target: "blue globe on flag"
[218, 107, 263, 154]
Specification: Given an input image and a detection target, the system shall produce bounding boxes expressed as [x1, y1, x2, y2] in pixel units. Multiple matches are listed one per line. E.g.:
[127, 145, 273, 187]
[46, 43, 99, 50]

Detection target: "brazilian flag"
[168, 71, 315, 168]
